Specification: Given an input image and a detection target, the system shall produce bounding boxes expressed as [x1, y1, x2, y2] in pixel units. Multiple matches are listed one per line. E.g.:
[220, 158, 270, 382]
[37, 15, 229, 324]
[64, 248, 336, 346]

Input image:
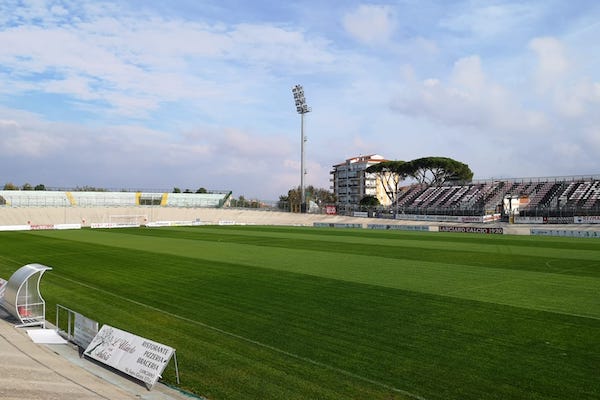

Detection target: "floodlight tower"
[292, 84, 311, 213]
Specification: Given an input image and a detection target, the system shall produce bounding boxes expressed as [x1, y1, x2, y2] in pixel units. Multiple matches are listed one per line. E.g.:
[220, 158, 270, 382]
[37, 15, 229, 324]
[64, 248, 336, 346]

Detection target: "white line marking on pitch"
[52, 274, 428, 400]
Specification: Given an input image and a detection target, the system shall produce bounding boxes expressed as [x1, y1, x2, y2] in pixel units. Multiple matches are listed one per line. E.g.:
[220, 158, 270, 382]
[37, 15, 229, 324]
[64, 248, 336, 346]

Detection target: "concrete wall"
[4, 206, 591, 237]
[0, 206, 396, 228]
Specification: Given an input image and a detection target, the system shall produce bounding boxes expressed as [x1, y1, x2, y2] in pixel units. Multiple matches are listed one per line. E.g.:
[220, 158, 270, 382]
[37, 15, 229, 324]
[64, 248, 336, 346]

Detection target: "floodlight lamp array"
[292, 84, 311, 114]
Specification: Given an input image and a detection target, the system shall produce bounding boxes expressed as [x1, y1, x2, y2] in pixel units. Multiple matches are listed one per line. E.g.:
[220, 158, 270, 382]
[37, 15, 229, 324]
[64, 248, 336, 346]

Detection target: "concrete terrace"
[0, 309, 198, 400]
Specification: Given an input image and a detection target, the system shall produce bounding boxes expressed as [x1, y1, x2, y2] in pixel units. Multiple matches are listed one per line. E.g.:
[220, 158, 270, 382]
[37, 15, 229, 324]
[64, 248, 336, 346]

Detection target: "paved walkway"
[0, 311, 198, 400]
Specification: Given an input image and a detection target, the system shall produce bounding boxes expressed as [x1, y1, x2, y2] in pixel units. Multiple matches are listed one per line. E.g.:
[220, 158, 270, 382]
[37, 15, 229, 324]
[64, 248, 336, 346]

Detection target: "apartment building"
[330, 154, 390, 206]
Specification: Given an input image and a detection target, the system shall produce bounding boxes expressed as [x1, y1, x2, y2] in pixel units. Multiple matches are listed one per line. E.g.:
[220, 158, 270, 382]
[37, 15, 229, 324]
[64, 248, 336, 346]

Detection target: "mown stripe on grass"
[201, 225, 600, 251]
[121, 227, 600, 276]
[29, 229, 600, 319]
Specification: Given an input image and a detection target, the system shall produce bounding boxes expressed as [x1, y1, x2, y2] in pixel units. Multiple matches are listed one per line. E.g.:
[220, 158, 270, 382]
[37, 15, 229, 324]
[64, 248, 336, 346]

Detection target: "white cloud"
[49, 4, 68, 16]
[584, 126, 600, 149]
[392, 54, 547, 133]
[230, 24, 335, 66]
[0, 5, 335, 119]
[440, 3, 539, 38]
[529, 37, 569, 92]
[389, 34, 600, 178]
[343, 5, 396, 45]
[552, 78, 600, 117]
[0, 113, 71, 157]
[528, 37, 600, 119]
[0, 119, 19, 131]
[450, 56, 485, 92]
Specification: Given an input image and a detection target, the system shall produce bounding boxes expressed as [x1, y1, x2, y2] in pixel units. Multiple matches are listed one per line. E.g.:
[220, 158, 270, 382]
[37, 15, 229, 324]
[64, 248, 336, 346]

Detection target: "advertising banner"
[90, 223, 140, 229]
[531, 229, 600, 238]
[574, 216, 600, 224]
[460, 216, 484, 223]
[367, 224, 429, 231]
[313, 222, 363, 228]
[30, 224, 55, 230]
[395, 214, 500, 223]
[55, 224, 82, 230]
[545, 216, 575, 224]
[514, 216, 544, 224]
[146, 220, 203, 227]
[0, 225, 31, 231]
[439, 226, 504, 234]
[482, 214, 502, 223]
[85, 325, 174, 388]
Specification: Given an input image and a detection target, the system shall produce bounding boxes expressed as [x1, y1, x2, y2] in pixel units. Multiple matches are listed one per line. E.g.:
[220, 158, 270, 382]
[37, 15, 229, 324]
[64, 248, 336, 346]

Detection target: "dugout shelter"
[0, 263, 52, 327]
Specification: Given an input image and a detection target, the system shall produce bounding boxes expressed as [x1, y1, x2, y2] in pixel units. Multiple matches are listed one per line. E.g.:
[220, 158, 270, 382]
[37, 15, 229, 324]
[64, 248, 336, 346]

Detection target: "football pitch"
[1, 225, 599, 400]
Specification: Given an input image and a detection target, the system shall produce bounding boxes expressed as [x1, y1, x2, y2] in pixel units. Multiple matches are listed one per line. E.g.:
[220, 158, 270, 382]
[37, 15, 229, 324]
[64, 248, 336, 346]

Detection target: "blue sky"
[1, 0, 600, 199]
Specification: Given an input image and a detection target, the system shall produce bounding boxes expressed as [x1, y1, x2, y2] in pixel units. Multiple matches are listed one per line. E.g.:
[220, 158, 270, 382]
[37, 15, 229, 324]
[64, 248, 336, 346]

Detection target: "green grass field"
[1, 226, 599, 400]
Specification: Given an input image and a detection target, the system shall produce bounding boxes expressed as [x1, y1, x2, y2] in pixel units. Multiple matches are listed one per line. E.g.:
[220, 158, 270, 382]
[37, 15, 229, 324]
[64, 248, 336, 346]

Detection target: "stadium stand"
[165, 193, 229, 208]
[0, 190, 231, 209]
[69, 191, 138, 207]
[0, 191, 69, 207]
[390, 176, 600, 218]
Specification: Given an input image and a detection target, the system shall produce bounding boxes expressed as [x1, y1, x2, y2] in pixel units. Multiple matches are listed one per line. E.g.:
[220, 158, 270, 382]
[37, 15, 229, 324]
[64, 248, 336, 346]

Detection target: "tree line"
[365, 156, 473, 205]
[2, 183, 47, 191]
[277, 185, 337, 211]
[1, 183, 212, 193]
[172, 187, 208, 194]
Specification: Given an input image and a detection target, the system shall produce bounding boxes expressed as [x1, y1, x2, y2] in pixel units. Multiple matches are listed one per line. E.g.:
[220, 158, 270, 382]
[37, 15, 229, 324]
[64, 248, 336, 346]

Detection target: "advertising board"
[0, 225, 31, 231]
[531, 229, 600, 238]
[90, 223, 140, 229]
[439, 226, 504, 234]
[30, 224, 55, 230]
[367, 224, 429, 231]
[574, 216, 600, 224]
[85, 325, 174, 388]
[545, 216, 575, 224]
[314, 222, 362, 228]
[325, 205, 337, 215]
[146, 220, 202, 227]
[514, 216, 544, 224]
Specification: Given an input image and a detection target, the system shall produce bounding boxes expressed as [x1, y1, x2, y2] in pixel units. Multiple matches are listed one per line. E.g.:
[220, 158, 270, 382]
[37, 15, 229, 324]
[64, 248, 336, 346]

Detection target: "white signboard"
[85, 325, 174, 387]
[0, 225, 31, 232]
[90, 223, 141, 229]
[74, 312, 98, 349]
[146, 220, 201, 227]
[575, 216, 600, 224]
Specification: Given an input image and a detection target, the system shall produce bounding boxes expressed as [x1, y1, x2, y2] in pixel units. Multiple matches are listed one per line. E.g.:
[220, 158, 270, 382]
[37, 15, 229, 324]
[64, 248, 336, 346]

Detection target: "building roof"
[332, 154, 388, 168]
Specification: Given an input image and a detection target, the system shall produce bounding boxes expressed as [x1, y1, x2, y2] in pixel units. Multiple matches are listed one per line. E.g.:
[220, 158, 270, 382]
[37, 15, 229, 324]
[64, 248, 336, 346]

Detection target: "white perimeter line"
[53, 274, 428, 400]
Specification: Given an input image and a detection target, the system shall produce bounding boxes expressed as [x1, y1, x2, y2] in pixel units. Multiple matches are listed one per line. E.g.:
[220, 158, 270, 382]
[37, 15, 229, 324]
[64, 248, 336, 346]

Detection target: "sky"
[1, 0, 600, 200]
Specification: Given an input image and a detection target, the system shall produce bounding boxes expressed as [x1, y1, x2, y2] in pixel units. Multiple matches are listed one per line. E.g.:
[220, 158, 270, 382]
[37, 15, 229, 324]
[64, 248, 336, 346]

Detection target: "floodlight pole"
[292, 84, 311, 213]
[300, 111, 306, 212]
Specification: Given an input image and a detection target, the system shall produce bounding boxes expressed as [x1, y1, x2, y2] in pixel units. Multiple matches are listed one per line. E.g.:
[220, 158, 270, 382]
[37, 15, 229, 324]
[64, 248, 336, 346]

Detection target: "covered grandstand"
[339, 175, 600, 221]
[0, 190, 231, 208]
